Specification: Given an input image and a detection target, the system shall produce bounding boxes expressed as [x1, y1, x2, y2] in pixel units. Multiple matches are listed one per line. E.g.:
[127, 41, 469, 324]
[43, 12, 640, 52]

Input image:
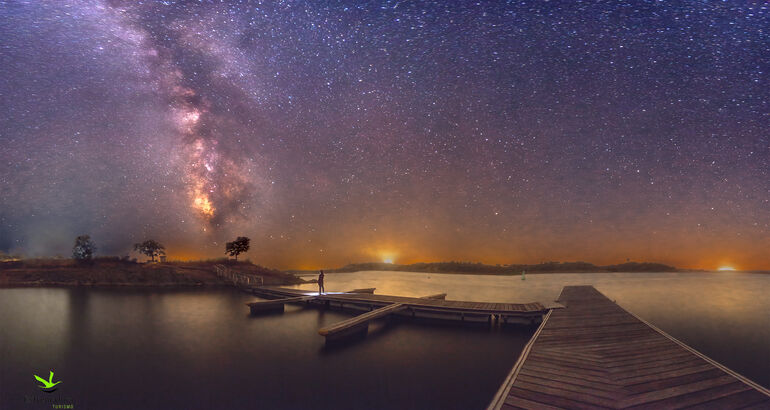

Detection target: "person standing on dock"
[318, 270, 325, 294]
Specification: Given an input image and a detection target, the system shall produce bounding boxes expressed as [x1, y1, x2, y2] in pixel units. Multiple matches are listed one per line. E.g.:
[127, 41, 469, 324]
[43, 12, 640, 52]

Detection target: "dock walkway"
[252, 286, 546, 324]
[318, 303, 407, 340]
[488, 285, 770, 409]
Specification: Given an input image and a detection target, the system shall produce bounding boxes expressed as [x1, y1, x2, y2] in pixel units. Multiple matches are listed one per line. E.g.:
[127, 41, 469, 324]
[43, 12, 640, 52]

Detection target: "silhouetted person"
[318, 270, 325, 294]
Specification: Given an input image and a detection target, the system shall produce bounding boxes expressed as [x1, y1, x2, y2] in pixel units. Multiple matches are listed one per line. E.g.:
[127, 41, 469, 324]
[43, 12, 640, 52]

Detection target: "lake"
[0, 271, 768, 409]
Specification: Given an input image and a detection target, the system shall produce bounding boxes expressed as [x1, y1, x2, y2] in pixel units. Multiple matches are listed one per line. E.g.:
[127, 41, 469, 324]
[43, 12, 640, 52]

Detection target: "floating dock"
[316, 292, 455, 341]
[247, 286, 546, 343]
[250, 286, 547, 326]
[245, 287, 377, 314]
[246, 295, 317, 314]
[488, 286, 770, 409]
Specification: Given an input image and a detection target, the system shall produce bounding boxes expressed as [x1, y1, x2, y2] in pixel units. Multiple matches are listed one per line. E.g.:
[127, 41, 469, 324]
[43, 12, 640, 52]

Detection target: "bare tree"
[225, 236, 250, 261]
[133, 239, 166, 262]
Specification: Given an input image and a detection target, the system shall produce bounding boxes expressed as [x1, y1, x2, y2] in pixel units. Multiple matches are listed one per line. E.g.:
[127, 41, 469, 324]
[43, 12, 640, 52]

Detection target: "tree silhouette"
[133, 239, 166, 262]
[72, 235, 96, 261]
[225, 236, 250, 261]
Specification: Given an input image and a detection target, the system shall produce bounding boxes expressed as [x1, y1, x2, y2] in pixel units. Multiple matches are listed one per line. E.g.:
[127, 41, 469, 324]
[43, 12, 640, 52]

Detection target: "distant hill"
[327, 261, 677, 275]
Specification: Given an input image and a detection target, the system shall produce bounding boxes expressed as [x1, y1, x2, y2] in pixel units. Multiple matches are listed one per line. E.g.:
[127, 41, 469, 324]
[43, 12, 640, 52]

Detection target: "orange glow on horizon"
[126, 237, 770, 271]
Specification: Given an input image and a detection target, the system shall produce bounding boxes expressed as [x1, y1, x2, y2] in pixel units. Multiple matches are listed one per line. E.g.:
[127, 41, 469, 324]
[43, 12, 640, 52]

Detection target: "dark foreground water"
[0, 287, 533, 410]
[1, 271, 768, 409]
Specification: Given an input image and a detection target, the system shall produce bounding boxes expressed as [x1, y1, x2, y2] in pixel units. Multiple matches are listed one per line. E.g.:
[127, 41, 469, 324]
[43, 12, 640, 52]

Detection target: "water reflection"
[0, 287, 532, 410]
[292, 270, 770, 389]
[1, 271, 768, 410]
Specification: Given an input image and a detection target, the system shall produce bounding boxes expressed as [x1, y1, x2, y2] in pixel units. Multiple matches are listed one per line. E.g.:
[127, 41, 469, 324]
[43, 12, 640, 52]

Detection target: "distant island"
[321, 261, 679, 275]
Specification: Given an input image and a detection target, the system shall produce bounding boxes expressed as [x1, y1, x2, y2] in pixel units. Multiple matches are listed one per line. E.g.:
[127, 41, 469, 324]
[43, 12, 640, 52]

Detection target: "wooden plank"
[521, 363, 612, 385]
[742, 399, 770, 409]
[347, 288, 376, 294]
[514, 379, 619, 406]
[526, 353, 609, 372]
[518, 368, 618, 393]
[521, 360, 609, 380]
[515, 374, 620, 400]
[681, 389, 770, 409]
[622, 375, 739, 406]
[612, 357, 711, 381]
[246, 296, 316, 313]
[606, 355, 704, 374]
[626, 381, 751, 409]
[504, 386, 612, 410]
[318, 303, 407, 337]
[621, 362, 715, 385]
[502, 395, 562, 410]
[419, 293, 447, 300]
[600, 347, 692, 365]
[246, 296, 315, 306]
[623, 368, 725, 395]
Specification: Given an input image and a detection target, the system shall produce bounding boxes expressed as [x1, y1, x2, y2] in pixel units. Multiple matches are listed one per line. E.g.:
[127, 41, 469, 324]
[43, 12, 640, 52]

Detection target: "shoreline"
[3, 259, 765, 290]
[0, 259, 306, 288]
[294, 269, 769, 276]
[0, 282, 229, 289]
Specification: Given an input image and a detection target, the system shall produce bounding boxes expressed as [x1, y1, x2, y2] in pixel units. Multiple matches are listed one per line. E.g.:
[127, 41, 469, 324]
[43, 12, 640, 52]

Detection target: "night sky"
[1, 1, 768, 270]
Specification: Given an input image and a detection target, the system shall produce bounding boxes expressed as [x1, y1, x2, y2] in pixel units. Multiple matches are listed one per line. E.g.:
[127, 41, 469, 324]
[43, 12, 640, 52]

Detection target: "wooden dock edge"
[486, 309, 553, 410]
[318, 303, 408, 337]
[246, 296, 316, 314]
[624, 307, 770, 398]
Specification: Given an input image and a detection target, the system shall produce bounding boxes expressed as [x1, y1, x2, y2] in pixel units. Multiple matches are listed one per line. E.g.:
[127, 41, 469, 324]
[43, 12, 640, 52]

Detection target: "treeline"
[330, 261, 677, 274]
[7, 234, 252, 264]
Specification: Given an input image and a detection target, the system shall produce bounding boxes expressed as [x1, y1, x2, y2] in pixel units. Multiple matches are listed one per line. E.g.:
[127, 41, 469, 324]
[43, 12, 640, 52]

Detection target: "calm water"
[0, 286, 532, 409]
[0, 271, 768, 409]
[292, 270, 770, 389]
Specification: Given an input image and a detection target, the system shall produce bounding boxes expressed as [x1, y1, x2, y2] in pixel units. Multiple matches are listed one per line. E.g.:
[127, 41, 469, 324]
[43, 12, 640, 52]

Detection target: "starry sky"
[0, 0, 768, 270]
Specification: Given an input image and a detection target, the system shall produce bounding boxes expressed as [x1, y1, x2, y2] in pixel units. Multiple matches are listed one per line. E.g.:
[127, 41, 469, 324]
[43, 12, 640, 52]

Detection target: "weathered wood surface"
[489, 285, 770, 409]
[246, 295, 317, 314]
[246, 295, 315, 307]
[348, 287, 376, 294]
[318, 303, 407, 337]
[317, 292, 451, 339]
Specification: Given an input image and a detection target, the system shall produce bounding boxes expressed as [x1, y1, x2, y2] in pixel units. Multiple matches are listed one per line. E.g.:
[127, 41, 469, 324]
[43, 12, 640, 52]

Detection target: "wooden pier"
[246, 287, 378, 314]
[251, 286, 546, 325]
[317, 292, 453, 341]
[488, 286, 770, 409]
[245, 286, 547, 342]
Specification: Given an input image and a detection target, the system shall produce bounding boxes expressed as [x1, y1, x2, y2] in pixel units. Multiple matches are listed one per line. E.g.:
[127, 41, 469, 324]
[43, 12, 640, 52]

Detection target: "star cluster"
[0, 0, 768, 269]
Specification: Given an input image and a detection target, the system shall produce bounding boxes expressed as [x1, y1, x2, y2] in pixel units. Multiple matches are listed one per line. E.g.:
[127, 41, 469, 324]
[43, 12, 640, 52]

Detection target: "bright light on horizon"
[717, 266, 736, 271]
[383, 258, 394, 264]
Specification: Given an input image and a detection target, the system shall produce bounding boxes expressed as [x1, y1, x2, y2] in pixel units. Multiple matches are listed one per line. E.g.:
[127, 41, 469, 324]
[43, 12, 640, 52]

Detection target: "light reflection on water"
[0, 287, 533, 410]
[292, 270, 770, 389]
[1, 271, 767, 410]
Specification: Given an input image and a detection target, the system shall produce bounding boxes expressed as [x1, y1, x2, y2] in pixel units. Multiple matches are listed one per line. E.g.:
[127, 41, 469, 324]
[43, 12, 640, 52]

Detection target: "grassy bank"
[0, 258, 304, 288]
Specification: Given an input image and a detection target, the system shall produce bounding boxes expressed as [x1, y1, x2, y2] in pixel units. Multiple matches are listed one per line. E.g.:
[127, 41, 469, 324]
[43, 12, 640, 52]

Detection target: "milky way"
[0, 0, 768, 269]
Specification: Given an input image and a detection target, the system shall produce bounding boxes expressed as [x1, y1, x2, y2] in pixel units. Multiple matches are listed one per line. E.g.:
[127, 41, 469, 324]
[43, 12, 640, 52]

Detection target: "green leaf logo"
[34, 370, 62, 391]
